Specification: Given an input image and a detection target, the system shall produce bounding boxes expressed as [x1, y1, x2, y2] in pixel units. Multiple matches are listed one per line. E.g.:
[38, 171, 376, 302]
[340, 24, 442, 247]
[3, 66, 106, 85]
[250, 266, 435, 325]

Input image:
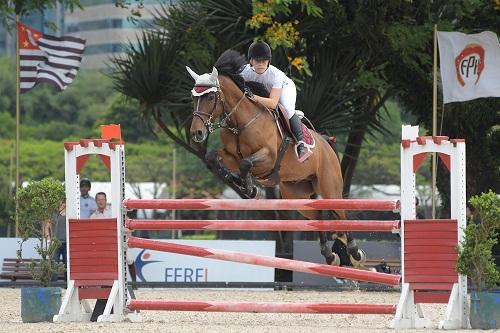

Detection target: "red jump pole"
[123, 198, 400, 211]
[126, 219, 400, 232]
[127, 299, 397, 314]
[128, 237, 401, 286]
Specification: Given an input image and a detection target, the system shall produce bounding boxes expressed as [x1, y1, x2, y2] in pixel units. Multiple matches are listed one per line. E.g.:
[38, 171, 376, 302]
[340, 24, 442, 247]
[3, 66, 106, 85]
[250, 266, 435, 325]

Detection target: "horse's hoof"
[247, 186, 258, 198]
[327, 253, 340, 266]
[329, 252, 340, 266]
[350, 249, 367, 265]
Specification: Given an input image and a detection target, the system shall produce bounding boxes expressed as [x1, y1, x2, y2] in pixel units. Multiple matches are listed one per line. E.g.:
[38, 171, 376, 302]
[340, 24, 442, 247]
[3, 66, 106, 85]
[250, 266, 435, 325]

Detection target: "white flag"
[437, 31, 500, 104]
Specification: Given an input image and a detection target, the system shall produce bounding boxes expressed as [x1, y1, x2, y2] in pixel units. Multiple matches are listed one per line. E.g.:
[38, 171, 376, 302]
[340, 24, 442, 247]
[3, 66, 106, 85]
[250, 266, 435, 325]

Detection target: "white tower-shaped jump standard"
[392, 125, 467, 329]
[54, 139, 138, 322]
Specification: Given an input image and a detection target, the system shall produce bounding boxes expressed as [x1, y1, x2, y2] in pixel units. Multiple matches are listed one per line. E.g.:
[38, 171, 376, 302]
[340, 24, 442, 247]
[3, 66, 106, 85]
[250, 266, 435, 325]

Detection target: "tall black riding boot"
[289, 113, 307, 160]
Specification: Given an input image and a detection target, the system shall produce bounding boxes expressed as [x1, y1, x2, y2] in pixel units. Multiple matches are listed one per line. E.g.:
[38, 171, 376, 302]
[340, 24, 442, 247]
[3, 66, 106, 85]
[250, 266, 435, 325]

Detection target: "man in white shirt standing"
[89, 192, 112, 218]
[80, 178, 97, 218]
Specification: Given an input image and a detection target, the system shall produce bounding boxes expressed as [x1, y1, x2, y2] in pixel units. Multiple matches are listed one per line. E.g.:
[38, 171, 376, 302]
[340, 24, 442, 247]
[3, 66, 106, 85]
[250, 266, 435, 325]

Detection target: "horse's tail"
[322, 134, 339, 158]
[321, 134, 347, 199]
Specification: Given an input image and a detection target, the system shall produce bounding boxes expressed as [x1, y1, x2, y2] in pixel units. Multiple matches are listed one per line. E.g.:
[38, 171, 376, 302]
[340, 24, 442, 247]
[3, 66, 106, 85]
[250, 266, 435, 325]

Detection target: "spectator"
[80, 178, 97, 218]
[415, 197, 425, 219]
[466, 203, 481, 224]
[126, 231, 137, 288]
[89, 192, 112, 218]
[52, 202, 67, 269]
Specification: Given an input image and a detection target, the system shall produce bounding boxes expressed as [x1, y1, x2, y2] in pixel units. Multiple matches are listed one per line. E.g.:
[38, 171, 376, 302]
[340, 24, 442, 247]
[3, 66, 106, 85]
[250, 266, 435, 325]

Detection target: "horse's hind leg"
[314, 165, 366, 266]
[280, 182, 339, 265]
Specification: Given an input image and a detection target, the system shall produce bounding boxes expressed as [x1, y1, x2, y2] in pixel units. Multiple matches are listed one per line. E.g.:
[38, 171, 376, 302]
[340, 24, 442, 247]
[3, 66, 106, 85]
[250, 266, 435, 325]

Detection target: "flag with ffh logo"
[437, 31, 500, 104]
[17, 22, 86, 93]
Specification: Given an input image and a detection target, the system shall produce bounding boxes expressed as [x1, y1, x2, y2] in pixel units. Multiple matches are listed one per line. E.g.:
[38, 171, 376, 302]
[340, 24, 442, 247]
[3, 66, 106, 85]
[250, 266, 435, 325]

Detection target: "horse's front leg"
[205, 149, 239, 184]
[238, 147, 272, 197]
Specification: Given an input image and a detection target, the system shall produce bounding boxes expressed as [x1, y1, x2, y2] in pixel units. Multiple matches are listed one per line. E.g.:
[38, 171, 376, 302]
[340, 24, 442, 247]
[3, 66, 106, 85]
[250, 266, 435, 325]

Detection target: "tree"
[383, 1, 500, 206]
[0, 0, 82, 30]
[110, 0, 500, 206]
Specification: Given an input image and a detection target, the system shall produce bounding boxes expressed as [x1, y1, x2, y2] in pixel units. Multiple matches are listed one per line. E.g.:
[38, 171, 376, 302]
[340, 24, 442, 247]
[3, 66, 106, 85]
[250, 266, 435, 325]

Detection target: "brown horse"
[187, 50, 364, 266]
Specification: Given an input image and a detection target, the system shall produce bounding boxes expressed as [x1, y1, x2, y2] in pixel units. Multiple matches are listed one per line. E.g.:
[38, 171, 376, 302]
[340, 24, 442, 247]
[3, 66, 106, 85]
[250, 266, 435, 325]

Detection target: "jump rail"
[127, 299, 397, 314]
[126, 219, 401, 232]
[128, 237, 401, 286]
[123, 198, 400, 211]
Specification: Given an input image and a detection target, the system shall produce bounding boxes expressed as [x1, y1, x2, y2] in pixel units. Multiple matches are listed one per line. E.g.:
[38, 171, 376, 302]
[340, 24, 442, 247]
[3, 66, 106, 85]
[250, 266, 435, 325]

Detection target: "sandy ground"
[0, 287, 495, 333]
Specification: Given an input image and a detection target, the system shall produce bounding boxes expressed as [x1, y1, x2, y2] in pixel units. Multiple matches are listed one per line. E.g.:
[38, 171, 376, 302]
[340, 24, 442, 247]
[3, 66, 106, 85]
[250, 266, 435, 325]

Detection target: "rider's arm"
[252, 87, 281, 109]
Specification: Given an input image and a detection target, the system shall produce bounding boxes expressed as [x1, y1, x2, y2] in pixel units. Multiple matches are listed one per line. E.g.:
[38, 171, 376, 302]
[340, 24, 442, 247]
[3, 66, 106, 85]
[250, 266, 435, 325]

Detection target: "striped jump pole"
[123, 198, 400, 211]
[128, 299, 397, 314]
[126, 219, 400, 232]
[128, 237, 401, 286]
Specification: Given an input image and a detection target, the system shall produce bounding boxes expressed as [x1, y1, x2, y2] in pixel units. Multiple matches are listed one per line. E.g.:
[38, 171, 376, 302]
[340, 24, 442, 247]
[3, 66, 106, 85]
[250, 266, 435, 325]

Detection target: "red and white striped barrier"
[123, 198, 400, 211]
[127, 299, 397, 314]
[128, 237, 401, 286]
[126, 219, 400, 232]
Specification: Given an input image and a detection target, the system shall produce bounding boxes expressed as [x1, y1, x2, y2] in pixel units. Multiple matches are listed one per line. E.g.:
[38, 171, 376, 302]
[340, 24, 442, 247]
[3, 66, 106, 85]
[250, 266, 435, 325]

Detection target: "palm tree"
[109, 0, 397, 198]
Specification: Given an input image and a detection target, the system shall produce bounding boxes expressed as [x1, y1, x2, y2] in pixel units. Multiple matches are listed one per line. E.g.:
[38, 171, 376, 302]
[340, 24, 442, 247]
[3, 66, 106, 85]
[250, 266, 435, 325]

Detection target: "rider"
[241, 41, 308, 161]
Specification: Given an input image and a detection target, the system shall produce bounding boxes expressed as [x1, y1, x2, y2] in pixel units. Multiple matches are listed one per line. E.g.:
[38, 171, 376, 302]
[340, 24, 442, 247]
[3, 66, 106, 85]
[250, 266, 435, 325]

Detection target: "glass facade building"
[65, 0, 162, 69]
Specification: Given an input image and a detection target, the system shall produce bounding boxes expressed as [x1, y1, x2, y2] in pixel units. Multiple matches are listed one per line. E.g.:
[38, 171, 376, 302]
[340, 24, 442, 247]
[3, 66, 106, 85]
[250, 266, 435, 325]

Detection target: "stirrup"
[295, 141, 312, 162]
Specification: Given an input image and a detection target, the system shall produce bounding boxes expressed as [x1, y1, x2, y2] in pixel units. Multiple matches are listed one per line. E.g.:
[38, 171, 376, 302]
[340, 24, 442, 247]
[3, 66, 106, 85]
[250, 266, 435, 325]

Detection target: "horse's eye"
[208, 94, 215, 101]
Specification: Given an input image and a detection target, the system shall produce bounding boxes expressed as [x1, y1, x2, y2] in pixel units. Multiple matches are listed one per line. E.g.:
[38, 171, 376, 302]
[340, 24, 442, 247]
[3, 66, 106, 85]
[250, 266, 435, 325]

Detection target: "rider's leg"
[289, 114, 307, 159]
[281, 79, 307, 160]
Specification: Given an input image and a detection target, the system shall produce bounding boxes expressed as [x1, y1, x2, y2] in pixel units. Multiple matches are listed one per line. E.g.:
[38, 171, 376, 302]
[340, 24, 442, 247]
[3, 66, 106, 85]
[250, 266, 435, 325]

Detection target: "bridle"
[192, 84, 259, 136]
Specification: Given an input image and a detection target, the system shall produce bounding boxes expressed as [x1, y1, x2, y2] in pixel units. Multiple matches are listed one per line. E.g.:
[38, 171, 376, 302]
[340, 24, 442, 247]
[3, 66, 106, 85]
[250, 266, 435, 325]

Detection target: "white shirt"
[89, 208, 112, 219]
[241, 64, 291, 91]
[241, 64, 297, 118]
[80, 195, 97, 218]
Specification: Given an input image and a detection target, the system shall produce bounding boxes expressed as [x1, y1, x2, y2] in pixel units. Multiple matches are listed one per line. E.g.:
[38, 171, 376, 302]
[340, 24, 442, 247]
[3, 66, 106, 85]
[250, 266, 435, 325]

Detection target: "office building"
[65, 0, 162, 69]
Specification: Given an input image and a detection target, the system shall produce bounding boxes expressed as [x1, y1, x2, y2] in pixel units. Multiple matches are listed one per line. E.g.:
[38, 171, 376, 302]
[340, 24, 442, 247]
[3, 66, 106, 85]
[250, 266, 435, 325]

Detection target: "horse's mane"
[214, 49, 270, 98]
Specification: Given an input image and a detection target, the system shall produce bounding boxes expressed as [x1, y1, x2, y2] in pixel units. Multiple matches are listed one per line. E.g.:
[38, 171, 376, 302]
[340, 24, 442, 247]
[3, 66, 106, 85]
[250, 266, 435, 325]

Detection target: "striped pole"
[128, 299, 397, 314]
[126, 219, 400, 232]
[123, 199, 400, 211]
[128, 237, 401, 286]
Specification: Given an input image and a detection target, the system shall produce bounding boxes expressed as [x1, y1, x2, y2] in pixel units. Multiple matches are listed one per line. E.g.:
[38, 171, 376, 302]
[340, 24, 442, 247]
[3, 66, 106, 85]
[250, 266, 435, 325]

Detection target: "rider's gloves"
[244, 87, 255, 100]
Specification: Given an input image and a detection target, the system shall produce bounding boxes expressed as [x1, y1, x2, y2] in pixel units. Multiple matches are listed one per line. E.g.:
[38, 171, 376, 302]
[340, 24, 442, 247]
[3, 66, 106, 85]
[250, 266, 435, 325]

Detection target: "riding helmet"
[248, 41, 272, 61]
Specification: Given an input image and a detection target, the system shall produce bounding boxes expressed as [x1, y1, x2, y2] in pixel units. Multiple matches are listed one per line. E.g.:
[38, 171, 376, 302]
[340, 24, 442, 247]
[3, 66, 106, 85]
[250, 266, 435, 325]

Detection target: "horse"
[186, 50, 364, 266]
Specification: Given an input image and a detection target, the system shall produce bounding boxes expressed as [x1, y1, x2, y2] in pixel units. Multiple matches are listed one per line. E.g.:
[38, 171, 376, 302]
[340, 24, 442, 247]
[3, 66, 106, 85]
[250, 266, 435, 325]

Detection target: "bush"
[16, 177, 65, 287]
[456, 190, 500, 291]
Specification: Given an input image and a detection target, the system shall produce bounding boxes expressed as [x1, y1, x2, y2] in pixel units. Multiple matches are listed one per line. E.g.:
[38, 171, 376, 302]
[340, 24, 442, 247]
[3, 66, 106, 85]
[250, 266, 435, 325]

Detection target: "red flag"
[101, 124, 122, 141]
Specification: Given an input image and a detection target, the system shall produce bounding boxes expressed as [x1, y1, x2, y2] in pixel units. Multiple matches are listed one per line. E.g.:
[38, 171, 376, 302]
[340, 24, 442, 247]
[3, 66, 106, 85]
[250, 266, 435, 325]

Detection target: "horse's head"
[187, 66, 224, 143]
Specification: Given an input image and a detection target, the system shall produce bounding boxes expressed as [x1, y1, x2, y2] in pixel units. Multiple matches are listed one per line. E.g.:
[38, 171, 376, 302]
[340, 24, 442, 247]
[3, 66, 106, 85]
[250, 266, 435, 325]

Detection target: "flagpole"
[431, 24, 438, 219]
[15, 14, 21, 237]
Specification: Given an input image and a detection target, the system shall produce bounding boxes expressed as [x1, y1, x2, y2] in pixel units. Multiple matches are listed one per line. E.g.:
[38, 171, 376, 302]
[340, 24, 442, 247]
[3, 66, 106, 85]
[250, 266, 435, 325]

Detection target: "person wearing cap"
[80, 178, 97, 218]
[241, 40, 309, 162]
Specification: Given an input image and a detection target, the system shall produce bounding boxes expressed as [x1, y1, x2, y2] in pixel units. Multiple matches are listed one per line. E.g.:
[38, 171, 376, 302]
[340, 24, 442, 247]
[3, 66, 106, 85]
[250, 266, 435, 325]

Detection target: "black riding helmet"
[248, 41, 272, 61]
